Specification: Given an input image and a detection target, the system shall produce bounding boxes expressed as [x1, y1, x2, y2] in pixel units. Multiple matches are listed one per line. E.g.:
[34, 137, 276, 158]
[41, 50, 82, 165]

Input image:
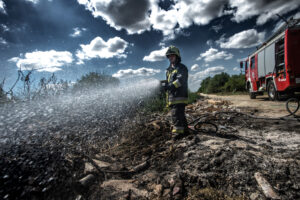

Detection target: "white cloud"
[149, 3, 178, 40]
[118, 60, 126, 65]
[191, 64, 200, 71]
[0, 24, 9, 32]
[174, 0, 227, 28]
[143, 47, 168, 62]
[189, 66, 225, 91]
[0, 37, 7, 45]
[25, 0, 52, 4]
[191, 66, 225, 80]
[8, 50, 73, 72]
[233, 67, 240, 71]
[153, 0, 226, 39]
[76, 0, 300, 39]
[77, 0, 152, 34]
[77, 0, 227, 39]
[158, 41, 166, 47]
[217, 29, 265, 49]
[112, 67, 161, 78]
[229, 0, 300, 25]
[76, 36, 129, 64]
[196, 47, 233, 62]
[206, 40, 213, 46]
[150, 0, 227, 39]
[211, 24, 223, 33]
[25, 0, 40, 3]
[70, 27, 87, 38]
[0, 0, 6, 14]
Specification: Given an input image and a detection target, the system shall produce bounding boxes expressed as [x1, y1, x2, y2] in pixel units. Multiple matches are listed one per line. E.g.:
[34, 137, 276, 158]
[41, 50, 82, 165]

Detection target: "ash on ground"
[1, 96, 300, 200]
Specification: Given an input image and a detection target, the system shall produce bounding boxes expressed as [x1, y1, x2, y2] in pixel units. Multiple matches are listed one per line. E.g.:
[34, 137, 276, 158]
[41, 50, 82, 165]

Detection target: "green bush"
[198, 77, 211, 93]
[73, 72, 119, 91]
[222, 74, 245, 92]
[198, 73, 246, 94]
[142, 92, 167, 113]
[142, 90, 200, 113]
[188, 91, 200, 104]
[206, 72, 230, 93]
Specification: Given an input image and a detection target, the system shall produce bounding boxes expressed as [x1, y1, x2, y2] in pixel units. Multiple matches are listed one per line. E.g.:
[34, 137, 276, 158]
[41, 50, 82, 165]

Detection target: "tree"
[197, 72, 245, 94]
[198, 77, 211, 93]
[223, 74, 246, 92]
[206, 72, 230, 93]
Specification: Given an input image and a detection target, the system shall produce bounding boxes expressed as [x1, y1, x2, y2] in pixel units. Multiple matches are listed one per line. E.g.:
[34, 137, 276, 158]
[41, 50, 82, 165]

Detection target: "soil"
[1, 95, 300, 200]
[200, 94, 290, 118]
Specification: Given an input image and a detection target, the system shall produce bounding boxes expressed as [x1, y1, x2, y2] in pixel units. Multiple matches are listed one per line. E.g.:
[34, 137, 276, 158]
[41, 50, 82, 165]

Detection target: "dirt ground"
[200, 94, 290, 118]
[84, 96, 300, 200]
[1, 95, 300, 200]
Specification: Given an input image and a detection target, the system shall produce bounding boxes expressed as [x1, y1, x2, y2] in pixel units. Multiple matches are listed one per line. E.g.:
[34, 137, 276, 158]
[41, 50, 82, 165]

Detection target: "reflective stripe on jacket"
[166, 62, 188, 106]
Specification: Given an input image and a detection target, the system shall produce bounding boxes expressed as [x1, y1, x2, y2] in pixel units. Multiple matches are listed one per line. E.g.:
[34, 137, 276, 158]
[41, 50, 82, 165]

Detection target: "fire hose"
[160, 81, 299, 134]
[188, 98, 300, 134]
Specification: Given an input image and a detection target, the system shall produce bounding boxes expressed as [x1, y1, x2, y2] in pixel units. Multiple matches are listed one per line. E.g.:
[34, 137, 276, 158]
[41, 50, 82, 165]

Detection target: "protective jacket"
[166, 62, 188, 106]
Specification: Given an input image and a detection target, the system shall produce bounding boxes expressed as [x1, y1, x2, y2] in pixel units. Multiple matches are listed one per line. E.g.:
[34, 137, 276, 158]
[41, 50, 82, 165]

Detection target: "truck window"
[275, 38, 285, 75]
[245, 61, 248, 70]
[250, 56, 255, 69]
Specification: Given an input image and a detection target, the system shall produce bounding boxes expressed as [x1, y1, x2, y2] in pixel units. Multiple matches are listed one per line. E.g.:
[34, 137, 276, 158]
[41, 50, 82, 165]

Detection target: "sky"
[0, 0, 299, 91]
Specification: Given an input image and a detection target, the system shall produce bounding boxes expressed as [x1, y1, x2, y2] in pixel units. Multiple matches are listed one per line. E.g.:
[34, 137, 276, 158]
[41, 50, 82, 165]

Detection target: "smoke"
[0, 78, 160, 151]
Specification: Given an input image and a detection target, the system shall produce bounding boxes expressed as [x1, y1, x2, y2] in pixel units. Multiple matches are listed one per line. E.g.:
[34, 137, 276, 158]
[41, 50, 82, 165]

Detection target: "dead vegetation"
[78, 97, 300, 200]
[1, 96, 300, 200]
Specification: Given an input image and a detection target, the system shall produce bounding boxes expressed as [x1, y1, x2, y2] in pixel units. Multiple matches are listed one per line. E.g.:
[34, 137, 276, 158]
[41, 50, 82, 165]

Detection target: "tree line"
[0, 71, 120, 104]
[198, 72, 246, 94]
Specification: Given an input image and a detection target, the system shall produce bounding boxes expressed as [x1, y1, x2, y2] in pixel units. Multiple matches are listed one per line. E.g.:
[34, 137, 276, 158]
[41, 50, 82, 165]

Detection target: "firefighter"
[163, 45, 188, 139]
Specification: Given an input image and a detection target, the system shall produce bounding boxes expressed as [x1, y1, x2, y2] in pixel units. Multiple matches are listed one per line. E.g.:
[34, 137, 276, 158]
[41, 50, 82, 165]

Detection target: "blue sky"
[0, 0, 299, 91]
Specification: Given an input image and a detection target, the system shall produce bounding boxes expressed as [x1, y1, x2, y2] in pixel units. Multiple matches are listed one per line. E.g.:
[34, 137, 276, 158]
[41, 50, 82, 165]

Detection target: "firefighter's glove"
[161, 81, 175, 92]
[165, 83, 176, 92]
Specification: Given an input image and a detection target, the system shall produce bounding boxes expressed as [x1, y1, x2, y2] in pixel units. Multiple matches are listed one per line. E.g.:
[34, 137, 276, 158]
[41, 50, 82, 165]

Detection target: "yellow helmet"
[165, 45, 181, 59]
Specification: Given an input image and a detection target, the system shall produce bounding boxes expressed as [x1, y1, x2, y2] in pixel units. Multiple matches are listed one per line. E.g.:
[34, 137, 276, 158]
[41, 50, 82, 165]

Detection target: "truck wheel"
[250, 92, 256, 99]
[248, 85, 256, 99]
[267, 81, 278, 101]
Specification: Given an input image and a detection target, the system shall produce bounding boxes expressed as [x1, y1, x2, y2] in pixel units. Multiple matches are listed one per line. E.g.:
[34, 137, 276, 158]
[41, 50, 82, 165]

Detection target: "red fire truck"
[240, 18, 300, 100]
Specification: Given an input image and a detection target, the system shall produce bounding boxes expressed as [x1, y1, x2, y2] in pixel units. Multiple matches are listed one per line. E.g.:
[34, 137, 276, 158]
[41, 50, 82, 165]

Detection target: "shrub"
[223, 74, 245, 92]
[142, 90, 200, 113]
[72, 72, 120, 91]
[198, 73, 246, 94]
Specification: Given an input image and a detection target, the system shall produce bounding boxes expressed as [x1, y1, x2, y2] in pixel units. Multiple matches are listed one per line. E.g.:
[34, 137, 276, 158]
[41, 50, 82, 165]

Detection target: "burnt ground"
[1, 96, 300, 200]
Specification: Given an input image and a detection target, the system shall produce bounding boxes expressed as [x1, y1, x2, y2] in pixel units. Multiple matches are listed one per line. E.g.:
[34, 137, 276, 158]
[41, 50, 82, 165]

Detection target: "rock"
[254, 172, 280, 200]
[92, 159, 111, 169]
[84, 162, 95, 174]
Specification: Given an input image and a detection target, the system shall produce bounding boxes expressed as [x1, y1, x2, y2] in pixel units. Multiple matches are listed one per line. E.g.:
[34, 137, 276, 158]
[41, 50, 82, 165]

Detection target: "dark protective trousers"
[170, 104, 188, 134]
